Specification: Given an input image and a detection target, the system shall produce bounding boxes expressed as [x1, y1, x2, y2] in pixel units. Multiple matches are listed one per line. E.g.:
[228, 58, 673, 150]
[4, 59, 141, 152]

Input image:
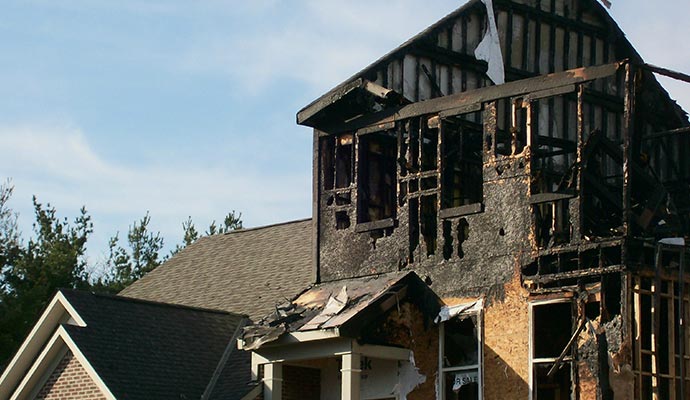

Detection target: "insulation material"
[474, 0, 505, 85]
[394, 352, 427, 400]
[300, 286, 348, 330]
[659, 237, 685, 246]
[434, 299, 483, 323]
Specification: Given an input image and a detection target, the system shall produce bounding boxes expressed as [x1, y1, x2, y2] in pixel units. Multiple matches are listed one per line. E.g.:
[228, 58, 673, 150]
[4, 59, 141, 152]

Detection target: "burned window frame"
[632, 245, 690, 400]
[439, 306, 483, 400]
[356, 128, 397, 227]
[529, 298, 575, 400]
[439, 107, 485, 214]
[320, 133, 355, 231]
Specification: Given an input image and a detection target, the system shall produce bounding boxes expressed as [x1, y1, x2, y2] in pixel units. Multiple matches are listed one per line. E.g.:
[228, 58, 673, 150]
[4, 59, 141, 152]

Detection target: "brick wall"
[283, 365, 320, 400]
[252, 364, 321, 400]
[35, 350, 106, 400]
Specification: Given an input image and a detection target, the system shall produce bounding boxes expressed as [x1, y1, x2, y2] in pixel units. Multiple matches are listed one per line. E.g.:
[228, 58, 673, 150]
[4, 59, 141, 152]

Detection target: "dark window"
[440, 311, 482, 400]
[442, 113, 483, 208]
[358, 131, 397, 223]
[531, 301, 573, 400]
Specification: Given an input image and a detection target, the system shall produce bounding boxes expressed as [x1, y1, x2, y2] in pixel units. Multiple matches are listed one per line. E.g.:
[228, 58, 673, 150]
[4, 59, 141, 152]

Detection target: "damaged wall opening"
[633, 268, 690, 399]
[441, 112, 484, 209]
[530, 299, 574, 400]
[440, 310, 482, 400]
[358, 130, 397, 224]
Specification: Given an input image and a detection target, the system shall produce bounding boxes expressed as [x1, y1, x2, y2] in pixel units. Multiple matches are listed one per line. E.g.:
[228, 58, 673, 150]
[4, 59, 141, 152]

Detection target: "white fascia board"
[238, 328, 340, 350]
[60, 328, 116, 400]
[8, 327, 115, 400]
[0, 292, 85, 400]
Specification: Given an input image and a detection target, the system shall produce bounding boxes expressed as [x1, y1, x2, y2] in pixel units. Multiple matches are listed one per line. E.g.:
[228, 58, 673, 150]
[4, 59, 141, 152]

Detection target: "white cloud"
[0, 123, 311, 264]
[176, 0, 461, 94]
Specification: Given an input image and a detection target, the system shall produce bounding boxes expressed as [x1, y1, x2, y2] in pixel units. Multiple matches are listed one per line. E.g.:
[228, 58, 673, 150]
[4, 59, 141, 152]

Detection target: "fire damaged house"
[1, 1, 690, 400]
[240, 0, 690, 399]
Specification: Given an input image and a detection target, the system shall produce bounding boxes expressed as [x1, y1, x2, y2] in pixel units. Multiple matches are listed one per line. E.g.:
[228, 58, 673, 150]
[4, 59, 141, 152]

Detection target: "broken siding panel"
[418, 57, 433, 101]
[439, 65, 450, 97]
[391, 59, 403, 94]
[465, 11, 483, 58]
[511, 13, 525, 70]
[538, 22, 550, 74]
[403, 55, 417, 101]
[554, 27, 565, 72]
[451, 19, 463, 53]
[526, 18, 537, 72]
[497, 10, 510, 64]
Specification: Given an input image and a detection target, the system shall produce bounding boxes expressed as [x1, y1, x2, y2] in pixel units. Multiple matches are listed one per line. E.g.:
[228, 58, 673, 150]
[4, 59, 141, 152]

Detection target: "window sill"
[355, 218, 395, 233]
[439, 203, 484, 219]
[529, 191, 576, 205]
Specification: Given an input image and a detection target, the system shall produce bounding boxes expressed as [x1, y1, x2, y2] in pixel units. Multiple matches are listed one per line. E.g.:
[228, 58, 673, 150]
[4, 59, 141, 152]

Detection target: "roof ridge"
[60, 289, 248, 318]
[221, 217, 311, 235]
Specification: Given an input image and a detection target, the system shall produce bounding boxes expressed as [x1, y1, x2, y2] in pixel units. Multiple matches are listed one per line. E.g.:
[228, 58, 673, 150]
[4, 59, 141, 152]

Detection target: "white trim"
[238, 328, 341, 350]
[8, 326, 115, 400]
[61, 328, 117, 400]
[0, 291, 85, 400]
[438, 303, 483, 399]
[528, 298, 573, 400]
[25, 346, 68, 400]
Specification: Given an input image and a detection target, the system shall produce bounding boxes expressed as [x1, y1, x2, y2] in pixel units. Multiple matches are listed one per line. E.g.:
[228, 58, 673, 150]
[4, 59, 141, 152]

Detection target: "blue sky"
[1, 0, 688, 270]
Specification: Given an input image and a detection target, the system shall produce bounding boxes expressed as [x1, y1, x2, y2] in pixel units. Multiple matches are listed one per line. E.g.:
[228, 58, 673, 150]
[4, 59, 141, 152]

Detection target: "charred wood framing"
[289, 3, 690, 399]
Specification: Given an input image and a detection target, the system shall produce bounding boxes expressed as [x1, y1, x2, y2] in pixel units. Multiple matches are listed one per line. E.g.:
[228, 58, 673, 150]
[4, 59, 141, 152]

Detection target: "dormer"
[299, 0, 690, 295]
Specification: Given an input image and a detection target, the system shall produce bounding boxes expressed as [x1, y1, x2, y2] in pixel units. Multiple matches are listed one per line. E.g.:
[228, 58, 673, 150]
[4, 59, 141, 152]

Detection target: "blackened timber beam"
[299, 78, 366, 125]
[642, 127, 690, 142]
[547, 317, 586, 379]
[582, 88, 624, 113]
[644, 64, 690, 85]
[680, 249, 686, 398]
[407, 42, 536, 82]
[529, 192, 576, 205]
[327, 62, 624, 134]
[298, 78, 407, 127]
[494, 0, 609, 38]
[525, 264, 625, 285]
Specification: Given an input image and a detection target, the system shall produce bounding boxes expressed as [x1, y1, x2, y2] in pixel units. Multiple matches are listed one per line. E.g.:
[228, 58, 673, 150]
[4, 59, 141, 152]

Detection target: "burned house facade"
[242, 0, 690, 399]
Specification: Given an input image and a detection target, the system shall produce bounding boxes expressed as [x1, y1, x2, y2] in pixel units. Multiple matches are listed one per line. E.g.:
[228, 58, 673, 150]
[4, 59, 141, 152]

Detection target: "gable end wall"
[35, 350, 106, 400]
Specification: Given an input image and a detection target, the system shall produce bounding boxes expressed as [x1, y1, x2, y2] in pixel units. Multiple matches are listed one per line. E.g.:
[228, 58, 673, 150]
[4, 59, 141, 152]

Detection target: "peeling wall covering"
[371, 302, 438, 400]
[475, 0, 505, 85]
[482, 269, 530, 400]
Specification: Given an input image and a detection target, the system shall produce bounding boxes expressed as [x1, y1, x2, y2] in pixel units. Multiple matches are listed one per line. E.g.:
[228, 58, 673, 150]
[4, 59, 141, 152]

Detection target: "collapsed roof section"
[241, 271, 441, 350]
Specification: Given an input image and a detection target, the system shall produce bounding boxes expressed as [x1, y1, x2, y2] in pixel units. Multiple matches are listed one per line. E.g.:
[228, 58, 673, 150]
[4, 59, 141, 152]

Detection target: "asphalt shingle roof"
[120, 219, 313, 321]
[59, 290, 246, 400]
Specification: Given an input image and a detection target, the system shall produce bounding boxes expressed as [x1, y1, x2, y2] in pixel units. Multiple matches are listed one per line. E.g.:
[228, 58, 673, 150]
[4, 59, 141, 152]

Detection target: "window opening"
[358, 130, 397, 223]
[440, 309, 483, 399]
[321, 134, 354, 191]
[335, 134, 354, 189]
[632, 253, 690, 400]
[530, 300, 574, 400]
[441, 112, 483, 209]
[421, 195, 437, 256]
[402, 116, 441, 257]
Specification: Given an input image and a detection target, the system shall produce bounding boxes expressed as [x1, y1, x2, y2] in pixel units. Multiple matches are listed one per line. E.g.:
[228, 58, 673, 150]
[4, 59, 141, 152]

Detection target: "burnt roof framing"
[320, 61, 623, 135]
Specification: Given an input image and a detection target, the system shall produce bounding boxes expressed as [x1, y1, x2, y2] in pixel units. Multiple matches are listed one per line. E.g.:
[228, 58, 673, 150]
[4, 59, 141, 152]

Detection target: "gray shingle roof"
[59, 290, 247, 400]
[120, 219, 313, 321]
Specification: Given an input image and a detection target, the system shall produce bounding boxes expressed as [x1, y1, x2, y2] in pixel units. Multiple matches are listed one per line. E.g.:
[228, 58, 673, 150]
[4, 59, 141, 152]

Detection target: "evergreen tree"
[0, 190, 92, 364]
[97, 212, 164, 292]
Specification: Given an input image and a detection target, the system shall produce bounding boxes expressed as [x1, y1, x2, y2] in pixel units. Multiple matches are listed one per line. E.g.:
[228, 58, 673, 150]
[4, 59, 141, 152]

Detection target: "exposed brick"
[35, 351, 106, 400]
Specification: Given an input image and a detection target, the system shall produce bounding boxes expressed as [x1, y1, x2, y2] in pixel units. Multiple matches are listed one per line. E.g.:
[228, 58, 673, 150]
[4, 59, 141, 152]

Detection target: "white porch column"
[263, 362, 283, 400]
[341, 352, 361, 400]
